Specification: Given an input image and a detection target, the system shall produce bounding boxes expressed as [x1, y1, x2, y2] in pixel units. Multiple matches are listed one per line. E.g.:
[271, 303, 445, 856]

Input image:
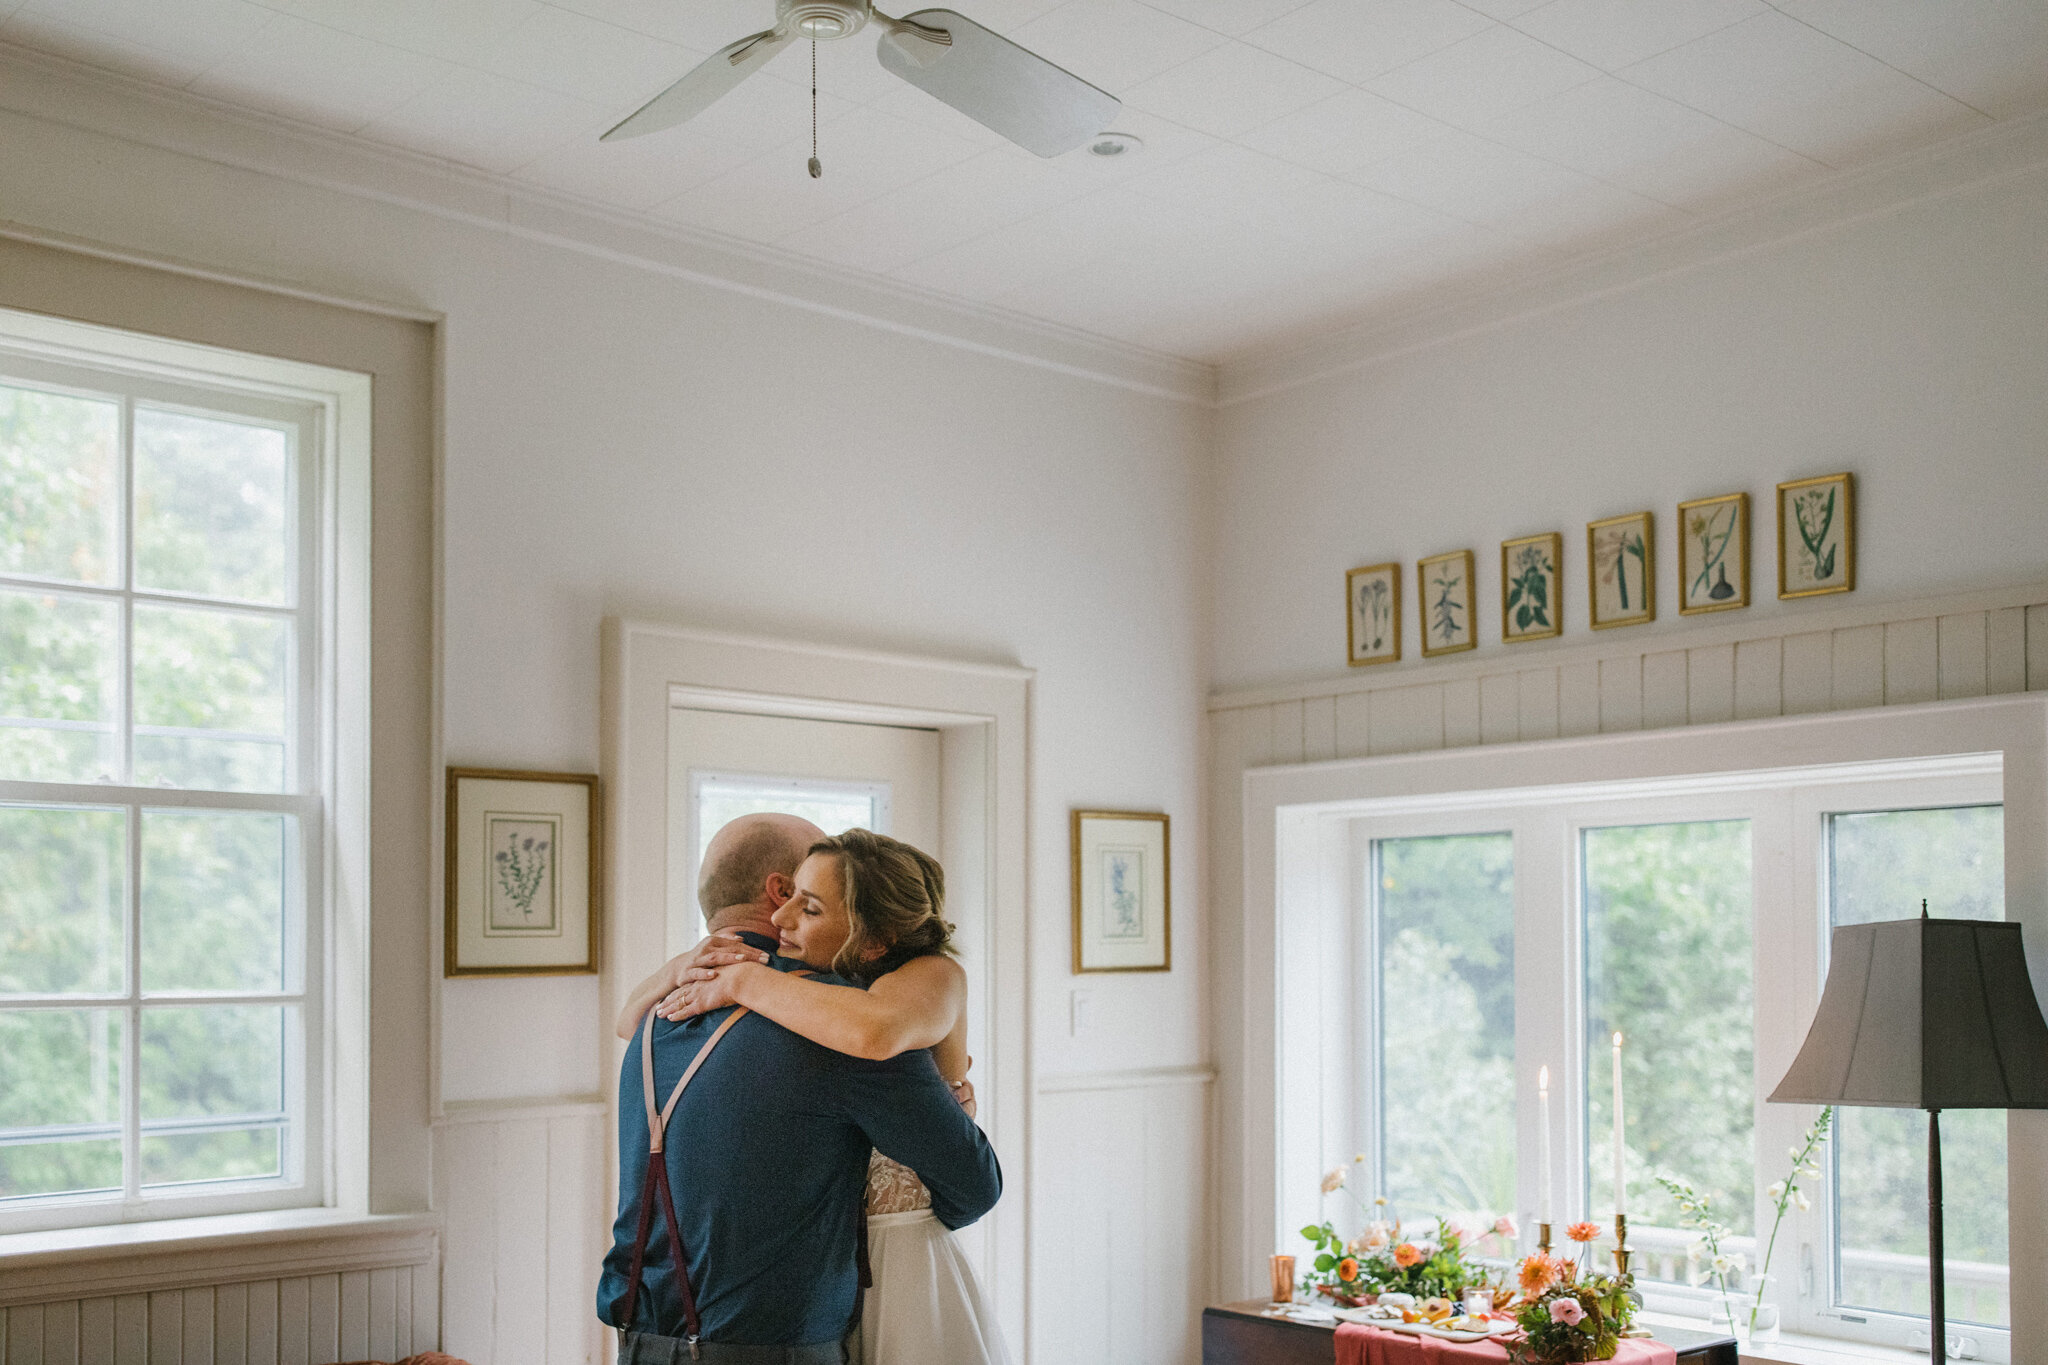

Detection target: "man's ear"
[763, 871, 796, 905]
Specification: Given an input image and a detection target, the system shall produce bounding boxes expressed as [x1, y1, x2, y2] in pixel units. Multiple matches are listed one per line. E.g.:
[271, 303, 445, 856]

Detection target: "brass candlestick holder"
[1612, 1214, 1632, 1279]
[1537, 1221, 1552, 1255]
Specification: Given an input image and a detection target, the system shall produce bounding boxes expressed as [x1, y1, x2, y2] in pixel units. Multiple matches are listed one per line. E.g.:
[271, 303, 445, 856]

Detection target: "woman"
[632, 829, 1009, 1365]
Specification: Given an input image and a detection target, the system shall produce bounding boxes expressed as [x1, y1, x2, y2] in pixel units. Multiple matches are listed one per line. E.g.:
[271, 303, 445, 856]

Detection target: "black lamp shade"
[1769, 918, 2048, 1110]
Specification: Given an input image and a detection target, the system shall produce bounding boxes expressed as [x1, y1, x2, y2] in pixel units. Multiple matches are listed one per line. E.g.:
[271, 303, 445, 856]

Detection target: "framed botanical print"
[1418, 549, 1477, 657]
[1500, 533, 1562, 643]
[1346, 562, 1401, 666]
[1588, 511, 1654, 629]
[1778, 473, 1854, 599]
[1679, 492, 1749, 614]
[446, 767, 601, 976]
[1071, 810, 1169, 973]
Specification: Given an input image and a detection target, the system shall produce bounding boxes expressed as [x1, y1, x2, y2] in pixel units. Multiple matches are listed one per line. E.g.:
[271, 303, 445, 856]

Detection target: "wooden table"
[1202, 1302, 1739, 1365]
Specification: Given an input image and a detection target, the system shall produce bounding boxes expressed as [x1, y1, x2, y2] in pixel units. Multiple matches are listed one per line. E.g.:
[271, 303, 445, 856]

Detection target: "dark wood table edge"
[1203, 1301, 1739, 1365]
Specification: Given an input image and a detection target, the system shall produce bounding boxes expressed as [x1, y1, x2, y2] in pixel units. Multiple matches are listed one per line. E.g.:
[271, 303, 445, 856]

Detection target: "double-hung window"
[0, 316, 336, 1232]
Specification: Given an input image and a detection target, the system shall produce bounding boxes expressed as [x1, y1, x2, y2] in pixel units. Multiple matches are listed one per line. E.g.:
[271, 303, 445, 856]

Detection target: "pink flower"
[1493, 1216, 1517, 1238]
[1549, 1297, 1585, 1327]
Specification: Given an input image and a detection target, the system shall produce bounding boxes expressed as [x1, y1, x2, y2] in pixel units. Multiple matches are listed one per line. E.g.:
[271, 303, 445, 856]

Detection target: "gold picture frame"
[1418, 549, 1477, 657]
[1679, 492, 1750, 615]
[445, 766, 602, 977]
[1778, 473, 1855, 600]
[1346, 562, 1401, 667]
[1071, 809, 1170, 974]
[1500, 533, 1563, 643]
[1587, 511, 1655, 629]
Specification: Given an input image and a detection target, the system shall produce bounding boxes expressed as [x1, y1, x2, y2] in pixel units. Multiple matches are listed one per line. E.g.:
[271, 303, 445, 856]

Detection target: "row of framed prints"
[1347, 472, 1854, 666]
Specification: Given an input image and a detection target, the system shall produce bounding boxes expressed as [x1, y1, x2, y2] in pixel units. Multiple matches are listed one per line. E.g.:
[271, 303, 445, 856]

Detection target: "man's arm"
[840, 1050, 1001, 1230]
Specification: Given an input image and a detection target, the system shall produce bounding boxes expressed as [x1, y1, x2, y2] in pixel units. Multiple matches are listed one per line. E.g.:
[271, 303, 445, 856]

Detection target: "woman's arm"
[671, 954, 965, 1061]
[613, 934, 769, 1038]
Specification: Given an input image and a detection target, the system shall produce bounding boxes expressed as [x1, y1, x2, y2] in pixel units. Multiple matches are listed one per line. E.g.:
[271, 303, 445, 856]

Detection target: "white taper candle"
[1538, 1064, 1553, 1224]
[1612, 1031, 1626, 1218]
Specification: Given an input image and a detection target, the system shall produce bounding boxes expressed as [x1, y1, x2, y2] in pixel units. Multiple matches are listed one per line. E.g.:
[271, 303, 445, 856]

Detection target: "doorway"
[666, 706, 942, 955]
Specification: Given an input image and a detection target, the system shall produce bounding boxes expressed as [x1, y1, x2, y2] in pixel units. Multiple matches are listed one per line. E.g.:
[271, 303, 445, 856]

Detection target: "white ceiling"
[5, 0, 2045, 361]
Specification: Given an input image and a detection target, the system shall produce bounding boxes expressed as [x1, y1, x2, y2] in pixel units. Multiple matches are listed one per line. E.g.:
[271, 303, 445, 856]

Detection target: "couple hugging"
[597, 814, 1009, 1365]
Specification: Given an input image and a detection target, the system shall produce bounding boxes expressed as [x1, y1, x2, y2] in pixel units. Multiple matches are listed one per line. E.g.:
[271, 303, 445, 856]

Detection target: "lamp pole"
[1926, 1108, 1944, 1359]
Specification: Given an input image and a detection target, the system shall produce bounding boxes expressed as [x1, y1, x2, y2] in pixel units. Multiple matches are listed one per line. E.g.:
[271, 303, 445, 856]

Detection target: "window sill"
[0, 1207, 438, 1307]
[1639, 1311, 1985, 1365]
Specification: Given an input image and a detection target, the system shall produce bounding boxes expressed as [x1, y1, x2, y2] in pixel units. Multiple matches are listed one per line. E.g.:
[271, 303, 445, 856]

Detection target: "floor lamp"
[1768, 910, 2048, 1357]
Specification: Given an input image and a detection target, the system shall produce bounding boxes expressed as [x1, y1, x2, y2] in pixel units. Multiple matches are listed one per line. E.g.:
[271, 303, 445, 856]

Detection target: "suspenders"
[615, 996, 876, 1360]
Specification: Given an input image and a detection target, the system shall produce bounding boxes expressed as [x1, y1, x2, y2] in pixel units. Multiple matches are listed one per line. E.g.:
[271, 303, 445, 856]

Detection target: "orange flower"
[1566, 1221, 1602, 1243]
[1518, 1255, 1558, 1295]
[1392, 1243, 1424, 1268]
[1337, 1257, 1359, 1281]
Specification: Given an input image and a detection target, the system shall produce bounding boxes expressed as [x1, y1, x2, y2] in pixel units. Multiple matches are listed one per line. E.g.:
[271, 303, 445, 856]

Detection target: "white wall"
[1211, 151, 2048, 692]
[0, 58, 1212, 1365]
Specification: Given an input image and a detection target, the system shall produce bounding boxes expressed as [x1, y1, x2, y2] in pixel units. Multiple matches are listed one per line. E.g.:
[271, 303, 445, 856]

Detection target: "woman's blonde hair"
[807, 829, 953, 981]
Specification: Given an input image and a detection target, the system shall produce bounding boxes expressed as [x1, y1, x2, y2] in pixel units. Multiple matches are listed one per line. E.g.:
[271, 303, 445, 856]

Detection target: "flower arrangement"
[1297, 1158, 1508, 1305]
[1503, 1251, 1635, 1364]
[1748, 1107, 1833, 1334]
[1654, 1173, 1742, 1330]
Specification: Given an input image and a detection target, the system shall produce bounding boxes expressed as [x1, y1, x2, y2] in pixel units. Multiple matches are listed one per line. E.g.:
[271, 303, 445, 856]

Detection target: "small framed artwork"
[1679, 492, 1749, 615]
[446, 767, 601, 977]
[1588, 511, 1655, 629]
[1418, 549, 1477, 657]
[1071, 810, 1169, 973]
[1500, 533, 1563, 643]
[1346, 562, 1401, 667]
[1778, 473, 1854, 599]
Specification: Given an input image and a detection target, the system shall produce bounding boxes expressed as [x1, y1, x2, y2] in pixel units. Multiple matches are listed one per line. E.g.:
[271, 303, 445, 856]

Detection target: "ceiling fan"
[600, 0, 1121, 160]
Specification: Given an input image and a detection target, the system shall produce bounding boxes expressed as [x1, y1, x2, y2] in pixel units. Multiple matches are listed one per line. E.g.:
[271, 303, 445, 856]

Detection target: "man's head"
[697, 812, 827, 934]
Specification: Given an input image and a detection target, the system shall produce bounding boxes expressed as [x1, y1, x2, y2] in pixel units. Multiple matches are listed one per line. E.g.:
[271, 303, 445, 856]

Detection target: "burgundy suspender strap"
[617, 1005, 751, 1357]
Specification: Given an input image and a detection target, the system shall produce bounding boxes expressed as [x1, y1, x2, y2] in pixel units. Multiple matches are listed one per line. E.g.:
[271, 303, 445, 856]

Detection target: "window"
[0, 327, 334, 1231]
[1373, 833, 1514, 1225]
[692, 772, 890, 869]
[1279, 751, 2017, 1361]
[1828, 805, 2007, 1333]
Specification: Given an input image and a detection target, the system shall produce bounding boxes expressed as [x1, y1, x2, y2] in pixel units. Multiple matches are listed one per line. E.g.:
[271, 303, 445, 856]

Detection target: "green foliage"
[1507, 544, 1552, 632]
[1380, 834, 1514, 1221]
[0, 384, 118, 584]
[1584, 821, 1754, 1239]
[1506, 1272, 1634, 1364]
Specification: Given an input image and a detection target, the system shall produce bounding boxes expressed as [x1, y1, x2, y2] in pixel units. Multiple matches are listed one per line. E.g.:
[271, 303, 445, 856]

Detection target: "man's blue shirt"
[596, 942, 1001, 1346]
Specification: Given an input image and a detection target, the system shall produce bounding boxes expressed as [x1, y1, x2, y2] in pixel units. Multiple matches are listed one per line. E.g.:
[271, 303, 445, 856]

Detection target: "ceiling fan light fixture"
[800, 14, 845, 35]
[1088, 131, 1141, 158]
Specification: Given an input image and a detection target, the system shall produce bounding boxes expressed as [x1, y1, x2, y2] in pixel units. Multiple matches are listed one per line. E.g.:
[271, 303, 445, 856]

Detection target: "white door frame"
[602, 619, 1033, 1354]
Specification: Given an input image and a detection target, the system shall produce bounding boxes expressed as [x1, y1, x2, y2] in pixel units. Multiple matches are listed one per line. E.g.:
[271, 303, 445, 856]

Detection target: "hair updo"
[806, 828, 954, 982]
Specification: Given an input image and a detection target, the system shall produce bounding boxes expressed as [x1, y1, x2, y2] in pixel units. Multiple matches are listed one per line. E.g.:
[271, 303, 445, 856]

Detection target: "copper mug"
[1270, 1253, 1296, 1304]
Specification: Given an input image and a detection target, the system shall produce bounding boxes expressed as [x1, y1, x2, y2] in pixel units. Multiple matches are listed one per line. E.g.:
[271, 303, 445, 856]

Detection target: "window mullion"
[122, 798, 142, 1202]
[118, 393, 134, 787]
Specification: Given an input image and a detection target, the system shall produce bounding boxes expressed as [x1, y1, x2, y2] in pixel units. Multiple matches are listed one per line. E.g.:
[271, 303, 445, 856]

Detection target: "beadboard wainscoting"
[0, 1217, 438, 1364]
[1208, 581, 2048, 1302]
[434, 1098, 610, 1365]
[1033, 1066, 1215, 1365]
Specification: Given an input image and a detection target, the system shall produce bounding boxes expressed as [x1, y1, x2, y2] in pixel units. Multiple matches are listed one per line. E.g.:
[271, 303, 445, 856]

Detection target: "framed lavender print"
[1500, 532, 1562, 642]
[446, 767, 601, 976]
[1778, 472, 1854, 599]
[1346, 561, 1401, 666]
[1418, 549, 1477, 657]
[1071, 809, 1169, 973]
[1588, 511, 1655, 629]
[1679, 492, 1749, 614]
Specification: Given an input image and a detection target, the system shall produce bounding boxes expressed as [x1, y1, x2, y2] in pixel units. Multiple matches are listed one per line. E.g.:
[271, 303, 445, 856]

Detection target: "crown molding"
[1216, 109, 2048, 408]
[0, 43, 1215, 406]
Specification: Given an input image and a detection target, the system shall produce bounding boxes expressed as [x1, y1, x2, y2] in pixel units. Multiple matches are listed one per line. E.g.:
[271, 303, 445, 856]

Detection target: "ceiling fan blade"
[601, 27, 791, 142]
[875, 9, 1119, 158]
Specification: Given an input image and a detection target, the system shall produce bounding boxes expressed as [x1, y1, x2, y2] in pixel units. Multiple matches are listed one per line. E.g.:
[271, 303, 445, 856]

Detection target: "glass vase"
[1710, 1301, 1781, 1342]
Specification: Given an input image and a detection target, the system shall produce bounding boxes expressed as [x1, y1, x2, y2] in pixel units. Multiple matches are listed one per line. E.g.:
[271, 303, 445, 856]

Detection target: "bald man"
[615, 812, 825, 1038]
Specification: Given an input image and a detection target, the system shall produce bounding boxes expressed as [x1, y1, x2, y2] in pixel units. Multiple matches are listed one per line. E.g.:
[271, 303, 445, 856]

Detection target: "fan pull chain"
[807, 40, 822, 179]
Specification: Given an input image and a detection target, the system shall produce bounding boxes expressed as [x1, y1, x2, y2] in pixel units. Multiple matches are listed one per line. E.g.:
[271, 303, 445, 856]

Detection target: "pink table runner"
[1335, 1323, 1680, 1365]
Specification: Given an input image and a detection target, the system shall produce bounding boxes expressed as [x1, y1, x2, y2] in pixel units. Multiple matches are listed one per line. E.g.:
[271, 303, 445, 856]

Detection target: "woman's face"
[771, 853, 854, 969]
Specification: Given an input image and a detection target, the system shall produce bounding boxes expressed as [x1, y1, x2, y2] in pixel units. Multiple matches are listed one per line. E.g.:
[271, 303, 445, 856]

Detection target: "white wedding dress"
[859, 1151, 1013, 1365]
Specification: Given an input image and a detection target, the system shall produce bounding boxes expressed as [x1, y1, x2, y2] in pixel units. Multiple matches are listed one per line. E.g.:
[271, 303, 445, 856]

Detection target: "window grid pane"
[0, 352, 315, 1221]
[1583, 820, 1754, 1287]
[1375, 833, 1515, 1227]
[1827, 805, 2008, 1329]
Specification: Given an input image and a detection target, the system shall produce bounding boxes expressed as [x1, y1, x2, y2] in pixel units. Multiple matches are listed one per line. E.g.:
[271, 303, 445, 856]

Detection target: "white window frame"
[1253, 697, 2048, 1361]
[0, 307, 371, 1235]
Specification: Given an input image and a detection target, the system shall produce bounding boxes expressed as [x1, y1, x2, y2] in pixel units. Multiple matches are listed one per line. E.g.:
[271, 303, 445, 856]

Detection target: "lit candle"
[1538, 1065, 1553, 1225]
[1612, 1032, 1626, 1218]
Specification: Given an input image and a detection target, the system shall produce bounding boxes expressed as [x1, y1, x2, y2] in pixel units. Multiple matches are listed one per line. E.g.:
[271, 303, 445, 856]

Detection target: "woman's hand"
[659, 960, 767, 1020]
[678, 933, 770, 977]
[947, 1054, 975, 1118]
